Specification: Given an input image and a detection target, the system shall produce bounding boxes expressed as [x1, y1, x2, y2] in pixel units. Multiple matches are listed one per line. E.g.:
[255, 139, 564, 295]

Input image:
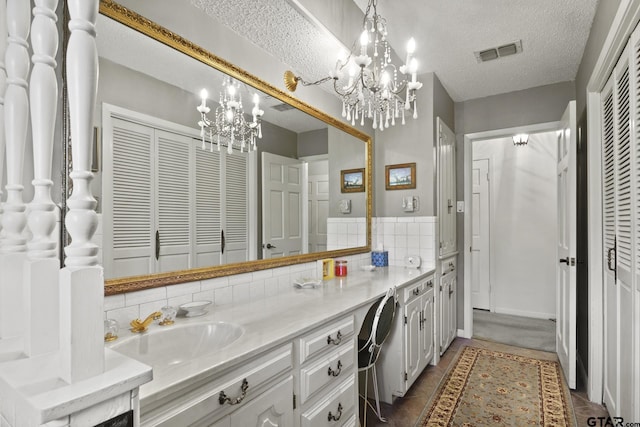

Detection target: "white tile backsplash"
[101, 220, 427, 321]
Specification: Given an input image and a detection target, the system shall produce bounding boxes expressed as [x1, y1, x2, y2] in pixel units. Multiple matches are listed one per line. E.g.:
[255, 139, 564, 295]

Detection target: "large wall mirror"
[84, 1, 372, 295]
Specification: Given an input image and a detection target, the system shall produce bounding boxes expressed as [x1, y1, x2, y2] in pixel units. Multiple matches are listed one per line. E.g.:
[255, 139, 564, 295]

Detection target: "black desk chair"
[358, 287, 396, 424]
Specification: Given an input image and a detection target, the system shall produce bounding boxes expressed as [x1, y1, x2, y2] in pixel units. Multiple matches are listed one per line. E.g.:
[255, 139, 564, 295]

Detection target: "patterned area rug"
[416, 346, 576, 426]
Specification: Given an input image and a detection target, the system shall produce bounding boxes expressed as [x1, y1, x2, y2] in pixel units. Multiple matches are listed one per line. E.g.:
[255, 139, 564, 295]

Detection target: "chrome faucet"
[130, 311, 161, 333]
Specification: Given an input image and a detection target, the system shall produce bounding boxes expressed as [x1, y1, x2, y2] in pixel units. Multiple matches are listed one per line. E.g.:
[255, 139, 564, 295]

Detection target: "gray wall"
[298, 128, 328, 157]
[328, 127, 367, 217]
[374, 72, 435, 216]
[575, 0, 622, 116]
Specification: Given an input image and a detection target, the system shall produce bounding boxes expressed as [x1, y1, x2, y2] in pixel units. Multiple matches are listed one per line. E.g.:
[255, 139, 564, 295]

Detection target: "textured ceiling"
[191, 0, 599, 102]
[97, 14, 327, 133]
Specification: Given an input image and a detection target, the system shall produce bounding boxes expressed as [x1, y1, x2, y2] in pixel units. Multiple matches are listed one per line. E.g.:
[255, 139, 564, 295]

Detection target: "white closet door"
[195, 142, 222, 267]
[438, 118, 456, 257]
[105, 118, 154, 279]
[223, 150, 249, 263]
[633, 31, 640, 423]
[614, 51, 634, 421]
[602, 76, 618, 415]
[155, 129, 193, 273]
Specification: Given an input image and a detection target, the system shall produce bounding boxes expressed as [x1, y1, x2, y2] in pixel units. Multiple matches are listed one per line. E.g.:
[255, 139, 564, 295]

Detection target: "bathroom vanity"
[108, 266, 436, 426]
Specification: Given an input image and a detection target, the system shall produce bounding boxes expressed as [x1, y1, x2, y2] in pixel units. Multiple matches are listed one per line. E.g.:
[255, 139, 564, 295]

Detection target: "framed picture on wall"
[341, 168, 365, 193]
[385, 162, 416, 190]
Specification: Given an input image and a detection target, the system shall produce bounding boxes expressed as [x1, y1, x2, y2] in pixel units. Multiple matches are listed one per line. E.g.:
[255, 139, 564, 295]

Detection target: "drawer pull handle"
[218, 378, 249, 406]
[427, 280, 433, 287]
[327, 330, 342, 345]
[327, 360, 343, 377]
[327, 403, 343, 422]
[413, 288, 420, 296]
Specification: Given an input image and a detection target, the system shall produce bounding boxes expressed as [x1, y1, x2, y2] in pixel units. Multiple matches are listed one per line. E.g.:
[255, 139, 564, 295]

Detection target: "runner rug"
[416, 346, 576, 426]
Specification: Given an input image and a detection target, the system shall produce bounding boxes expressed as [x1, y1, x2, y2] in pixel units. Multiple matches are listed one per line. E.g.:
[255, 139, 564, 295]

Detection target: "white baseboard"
[494, 307, 555, 320]
[457, 328, 470, 338]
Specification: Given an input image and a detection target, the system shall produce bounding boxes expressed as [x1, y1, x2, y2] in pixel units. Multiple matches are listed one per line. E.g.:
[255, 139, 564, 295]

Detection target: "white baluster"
[59, 0, 104, 383]
[0, 0, 7, 245]
[0, 0, 30, 341]
[28, 0, 58, 260]
[24, 0, 60, 357]
[2, 0, 29, 254]
[64, 0, 99, 267]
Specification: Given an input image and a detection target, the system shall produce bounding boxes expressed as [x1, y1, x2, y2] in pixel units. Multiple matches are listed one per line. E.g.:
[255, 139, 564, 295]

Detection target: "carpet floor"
[472, 309, 556, 352]
[415, 345, 576, 426]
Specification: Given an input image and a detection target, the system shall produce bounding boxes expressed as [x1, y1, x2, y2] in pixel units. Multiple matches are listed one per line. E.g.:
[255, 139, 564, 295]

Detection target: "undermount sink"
[111, 321, 244, 369]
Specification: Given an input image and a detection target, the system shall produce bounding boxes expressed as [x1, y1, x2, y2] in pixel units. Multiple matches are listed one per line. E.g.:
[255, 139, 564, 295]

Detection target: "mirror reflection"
[91, 8, 369, 283]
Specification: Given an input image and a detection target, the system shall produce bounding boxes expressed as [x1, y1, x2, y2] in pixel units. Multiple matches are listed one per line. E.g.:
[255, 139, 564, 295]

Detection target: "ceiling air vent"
[474, 40, 523, 63]
[271, 102, 296, 112]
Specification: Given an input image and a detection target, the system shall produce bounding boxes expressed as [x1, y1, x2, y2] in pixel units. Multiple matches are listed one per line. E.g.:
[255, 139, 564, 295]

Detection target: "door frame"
[461, 121, 560, 338]
[585, 0, 640, 404]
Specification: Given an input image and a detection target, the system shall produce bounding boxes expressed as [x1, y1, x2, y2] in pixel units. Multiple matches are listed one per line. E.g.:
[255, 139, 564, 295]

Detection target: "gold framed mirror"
[89, 1, 372, 295]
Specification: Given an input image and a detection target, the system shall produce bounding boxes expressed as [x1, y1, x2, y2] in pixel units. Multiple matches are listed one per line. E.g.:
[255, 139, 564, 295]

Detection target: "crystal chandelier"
[512, 134, 529, 146]
[283, 0, 422, 131]
[197, 77, 264, 154]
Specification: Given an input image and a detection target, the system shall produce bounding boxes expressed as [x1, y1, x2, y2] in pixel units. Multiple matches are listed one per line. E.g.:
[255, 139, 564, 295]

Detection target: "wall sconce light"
[512, 133, 529, 146]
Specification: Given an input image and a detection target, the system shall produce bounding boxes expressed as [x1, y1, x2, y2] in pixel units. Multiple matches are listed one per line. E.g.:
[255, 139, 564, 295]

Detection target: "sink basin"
[111, 321, 244, 369]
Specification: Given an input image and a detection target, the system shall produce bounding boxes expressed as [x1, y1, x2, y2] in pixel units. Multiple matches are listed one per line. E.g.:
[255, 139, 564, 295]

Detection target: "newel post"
[59, 0, 104, 382]
[23, 0, 61, 357]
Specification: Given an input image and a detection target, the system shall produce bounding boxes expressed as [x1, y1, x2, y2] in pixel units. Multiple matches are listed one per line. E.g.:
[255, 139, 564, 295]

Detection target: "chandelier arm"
[298, 76, 336, 87]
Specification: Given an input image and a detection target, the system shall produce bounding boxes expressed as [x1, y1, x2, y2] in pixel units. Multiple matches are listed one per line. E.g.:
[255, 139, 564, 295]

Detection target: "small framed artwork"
[385, 162, 416, 190]
[341, 168, 365, 193]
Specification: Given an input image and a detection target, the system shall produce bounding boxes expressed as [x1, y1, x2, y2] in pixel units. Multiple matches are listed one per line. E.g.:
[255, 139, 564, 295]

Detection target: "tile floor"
[360, 338, 609, 426]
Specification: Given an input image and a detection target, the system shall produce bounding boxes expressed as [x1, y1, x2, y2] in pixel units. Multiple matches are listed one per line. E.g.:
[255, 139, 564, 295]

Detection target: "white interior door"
[556, 100, 577, 389]
[262, 152, 305, 258]
[308, 173, 329, 253]
[471, 158, 490, 310]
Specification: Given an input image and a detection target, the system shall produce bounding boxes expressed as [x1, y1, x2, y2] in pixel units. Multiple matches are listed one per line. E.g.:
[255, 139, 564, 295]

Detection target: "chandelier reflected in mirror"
[197, 77, 264, 154]
[284, 0, 422, 131]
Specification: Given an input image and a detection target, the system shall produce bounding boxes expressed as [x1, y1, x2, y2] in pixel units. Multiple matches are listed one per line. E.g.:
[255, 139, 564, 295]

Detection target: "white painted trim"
[249, 151, 258, 261]
[493, 307, 555, 320]
[457, 328, 466, 338]
[584, 0, 640, 404]
[462, 122, 560, 341]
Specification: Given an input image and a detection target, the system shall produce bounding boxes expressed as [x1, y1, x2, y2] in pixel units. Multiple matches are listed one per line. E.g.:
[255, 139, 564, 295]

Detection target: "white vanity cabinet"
[141, 344, 294, 427]
[296, 316, 357, 427]
[376, 274, 435, 403]
[439, 257, 457, 355]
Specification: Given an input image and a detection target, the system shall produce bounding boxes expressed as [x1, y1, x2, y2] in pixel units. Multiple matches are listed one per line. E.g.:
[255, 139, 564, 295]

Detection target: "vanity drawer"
[298, 316, 354, 364]
[440, 257, 456, 274]
[145, 344, 292, 427]
[402, 276, 434, 304]
[300, 341, 354, 405]
[300, 376, 355, 427]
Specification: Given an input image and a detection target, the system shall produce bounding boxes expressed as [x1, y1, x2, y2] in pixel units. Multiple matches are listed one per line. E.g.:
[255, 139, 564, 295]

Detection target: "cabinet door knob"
[413, 288, 420, 296]
[218, 378, 249, 406]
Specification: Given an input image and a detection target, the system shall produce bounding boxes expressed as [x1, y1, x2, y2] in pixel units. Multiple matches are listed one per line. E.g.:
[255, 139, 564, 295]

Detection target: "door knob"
[559, 257, 569, 264]
[264, 243, 276, 249]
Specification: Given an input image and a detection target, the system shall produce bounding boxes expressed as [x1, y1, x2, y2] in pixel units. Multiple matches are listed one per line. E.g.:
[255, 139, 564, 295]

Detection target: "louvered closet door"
[155, 129, 193, 273]
[633, 30, 640, 423]
[222, 150, 249, 264]
[614, 48, 634, 422]
[602, 75, 618, 416]
[105, 118, 154, 279]
[194, 142, 222, 267]
[602, 40, 637, 420]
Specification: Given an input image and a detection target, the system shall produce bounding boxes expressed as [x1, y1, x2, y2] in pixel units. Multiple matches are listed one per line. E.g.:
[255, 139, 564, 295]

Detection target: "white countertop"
[108, 266, 435, 408]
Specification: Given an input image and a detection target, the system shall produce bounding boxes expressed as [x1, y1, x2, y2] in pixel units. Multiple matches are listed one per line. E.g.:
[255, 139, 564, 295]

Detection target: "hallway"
[362, 338, 609, 426]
